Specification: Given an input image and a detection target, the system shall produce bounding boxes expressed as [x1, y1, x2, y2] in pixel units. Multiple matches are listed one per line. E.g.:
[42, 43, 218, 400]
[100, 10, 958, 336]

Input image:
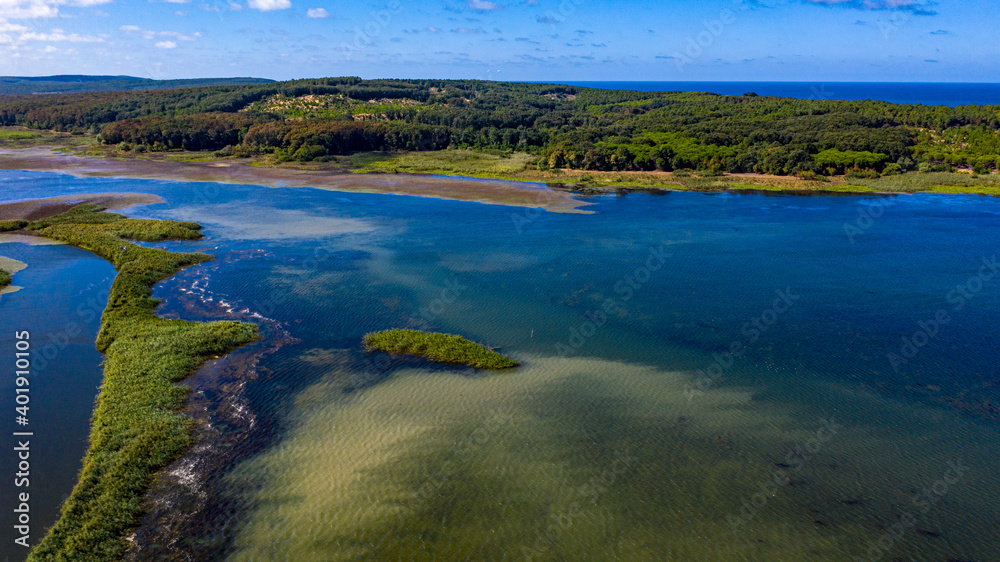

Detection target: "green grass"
[847, 171, 1000, 193]
[922, 184, 1000, 195]
[23, 205, 257, 561]
[347, 150, 534, 178]
[0, 126, 97, 148]
[0, 268, 10, 289]
[0, 219, 29, 232]
[0, 129, 36, 139]
[363, 329, 518, 370]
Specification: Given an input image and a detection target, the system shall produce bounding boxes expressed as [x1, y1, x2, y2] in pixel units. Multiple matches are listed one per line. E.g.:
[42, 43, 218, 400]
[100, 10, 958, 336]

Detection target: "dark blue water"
[557, 81, 1000, 107]
[0, 239, 115, 555]
[3, 171, 1000, 560]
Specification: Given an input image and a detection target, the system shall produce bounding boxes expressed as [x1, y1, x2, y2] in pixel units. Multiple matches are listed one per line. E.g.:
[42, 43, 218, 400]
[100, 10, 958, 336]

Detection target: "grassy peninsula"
[364, 329, 518, 370]
[3, 205, 257, 560]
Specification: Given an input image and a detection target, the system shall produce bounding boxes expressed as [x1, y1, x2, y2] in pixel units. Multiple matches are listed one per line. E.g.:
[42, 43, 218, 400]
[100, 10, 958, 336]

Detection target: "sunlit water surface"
[2, 171, 1000, 561]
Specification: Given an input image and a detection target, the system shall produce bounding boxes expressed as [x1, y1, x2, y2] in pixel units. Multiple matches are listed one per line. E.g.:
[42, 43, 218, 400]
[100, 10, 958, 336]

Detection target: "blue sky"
[0, 0, 997, 81]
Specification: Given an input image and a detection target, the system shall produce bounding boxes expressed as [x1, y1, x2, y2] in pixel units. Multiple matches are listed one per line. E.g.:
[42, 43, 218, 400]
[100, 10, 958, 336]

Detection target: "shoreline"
[4, 141, 1000, 205]
[0, 192, 165, 221]
[0, 146, 593, 214]
[5, 204, 259, 560]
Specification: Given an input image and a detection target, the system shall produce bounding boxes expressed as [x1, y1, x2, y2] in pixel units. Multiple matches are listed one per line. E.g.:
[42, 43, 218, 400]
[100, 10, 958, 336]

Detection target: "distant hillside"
[0, 75, 273, 95]
[0, 76, 997, 175]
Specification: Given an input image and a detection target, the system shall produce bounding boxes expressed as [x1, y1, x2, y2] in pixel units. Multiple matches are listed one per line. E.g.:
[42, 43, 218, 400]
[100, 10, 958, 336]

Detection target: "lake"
[2, 170, 999, 560]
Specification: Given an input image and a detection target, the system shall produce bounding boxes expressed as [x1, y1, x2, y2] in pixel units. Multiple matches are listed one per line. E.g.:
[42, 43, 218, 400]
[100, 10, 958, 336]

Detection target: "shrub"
[844, 168, 881, 180]
[881, 163, 903, 176]
[0, 219, 28, 232]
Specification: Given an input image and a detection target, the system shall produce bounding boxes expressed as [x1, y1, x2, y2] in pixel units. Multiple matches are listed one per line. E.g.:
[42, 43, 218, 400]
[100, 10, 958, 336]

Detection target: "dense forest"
[1, 77, 998, 176]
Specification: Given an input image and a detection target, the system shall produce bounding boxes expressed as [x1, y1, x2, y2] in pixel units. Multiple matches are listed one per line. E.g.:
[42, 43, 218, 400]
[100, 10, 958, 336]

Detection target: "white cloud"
[228, 1, 243, 10]
[305, 7, 327, 18]
[155, 40, 177, 48]
[0, 21, 102, 44]
[120, 25, 200, 42]
[466, 0, 500, 10]
[247, 0, 291, 11]
[0, 0, 113, 20]
[18, 28, 104, 42]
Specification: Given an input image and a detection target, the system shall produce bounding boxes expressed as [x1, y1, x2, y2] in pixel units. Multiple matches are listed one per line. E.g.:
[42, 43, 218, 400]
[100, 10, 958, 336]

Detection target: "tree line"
[1, 77, 998, 174]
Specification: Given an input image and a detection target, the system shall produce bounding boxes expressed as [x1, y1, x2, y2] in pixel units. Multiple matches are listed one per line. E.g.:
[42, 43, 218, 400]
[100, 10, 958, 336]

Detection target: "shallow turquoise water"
[2, 171, 1000, 560]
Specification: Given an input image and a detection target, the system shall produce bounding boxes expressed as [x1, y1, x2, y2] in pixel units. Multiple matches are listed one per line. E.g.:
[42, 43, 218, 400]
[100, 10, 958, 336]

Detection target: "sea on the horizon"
[549, 81, 1000, 107]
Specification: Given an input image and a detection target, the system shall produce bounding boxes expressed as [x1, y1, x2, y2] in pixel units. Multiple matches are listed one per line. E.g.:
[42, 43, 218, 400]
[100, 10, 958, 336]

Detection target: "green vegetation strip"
[0, 220, 29, 232]
[363, 329, 518, 370]
[12, 205, 258, 561]
[0, 268, 10, 289]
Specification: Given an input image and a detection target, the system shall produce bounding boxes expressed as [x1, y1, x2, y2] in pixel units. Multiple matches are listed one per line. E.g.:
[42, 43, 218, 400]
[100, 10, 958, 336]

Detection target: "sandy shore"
[0, 191, 165, 221]
[0, 147, 592, 214]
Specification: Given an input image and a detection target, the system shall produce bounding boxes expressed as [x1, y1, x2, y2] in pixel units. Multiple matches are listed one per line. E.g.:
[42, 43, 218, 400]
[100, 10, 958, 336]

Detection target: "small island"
[364, 329, 518, 370]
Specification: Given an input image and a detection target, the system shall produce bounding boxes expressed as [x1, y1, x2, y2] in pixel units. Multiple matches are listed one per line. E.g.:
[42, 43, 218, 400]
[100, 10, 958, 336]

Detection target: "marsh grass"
[347, 150, 534, 178]
[23, 205, 257, 561]
[0, 268, 10, 289]
[0, 219, 28, 232]
[0, 126, 97, 148]
[364, 329, 518, 370]
[849, 171, 1000, 194]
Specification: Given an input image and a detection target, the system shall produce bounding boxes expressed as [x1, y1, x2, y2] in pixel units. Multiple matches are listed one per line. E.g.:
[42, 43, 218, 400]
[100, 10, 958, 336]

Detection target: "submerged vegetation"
[16, 205, 258, 561]
[364, 329, 518, 370]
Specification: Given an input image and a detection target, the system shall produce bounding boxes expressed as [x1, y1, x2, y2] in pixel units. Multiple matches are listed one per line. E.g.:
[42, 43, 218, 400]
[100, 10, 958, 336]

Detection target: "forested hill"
[1, 76, 998, 176]
[0, 75, 273, 95]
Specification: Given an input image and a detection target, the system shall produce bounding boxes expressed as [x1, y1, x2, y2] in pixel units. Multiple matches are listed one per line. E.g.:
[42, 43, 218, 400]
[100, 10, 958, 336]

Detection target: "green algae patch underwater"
[364, 329, 518, 369]
[14, 205, 258, 561]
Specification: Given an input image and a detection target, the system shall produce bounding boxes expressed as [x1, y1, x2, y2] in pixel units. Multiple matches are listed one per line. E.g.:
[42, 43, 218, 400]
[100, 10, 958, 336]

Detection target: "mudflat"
[0, 191, 165, 221]
[0, 147, 592, 214]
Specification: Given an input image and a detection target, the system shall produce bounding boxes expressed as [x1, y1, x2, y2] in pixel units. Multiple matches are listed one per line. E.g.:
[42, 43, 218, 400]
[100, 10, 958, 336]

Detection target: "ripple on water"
[218, 353, 1000, 561]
